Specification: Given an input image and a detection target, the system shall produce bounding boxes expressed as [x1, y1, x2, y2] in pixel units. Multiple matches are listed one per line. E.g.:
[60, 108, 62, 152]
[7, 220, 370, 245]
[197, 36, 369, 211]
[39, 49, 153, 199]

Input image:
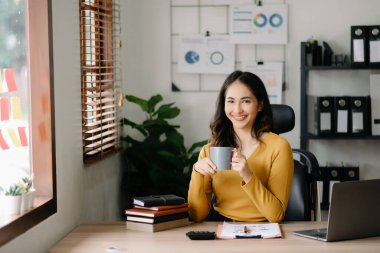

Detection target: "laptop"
[293, 179, 380, 242]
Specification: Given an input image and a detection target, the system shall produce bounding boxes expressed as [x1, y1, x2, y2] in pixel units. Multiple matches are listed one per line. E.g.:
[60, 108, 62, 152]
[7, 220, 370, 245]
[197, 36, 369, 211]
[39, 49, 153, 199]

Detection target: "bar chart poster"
[177, 35, 235, 74]
[229, 4, 288, 44]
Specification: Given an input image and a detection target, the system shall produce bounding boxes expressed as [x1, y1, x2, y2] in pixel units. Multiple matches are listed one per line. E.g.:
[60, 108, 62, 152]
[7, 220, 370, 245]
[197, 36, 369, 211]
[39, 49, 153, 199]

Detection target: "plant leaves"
[125, 95, 149, 112]
[5, 184, 22, 196]
[121, 93, 205, 199]
[141, 119, 169, 138]
[157, 150, 176, 159]
[147, 94, 163, 114]
[188, 139, 208, 153]
[166, 130, 185, 152]
[153, 103, 174, 117]
[155, 103, 180, 119]
[120, 118, 136, 128]
[124, 136, 142, 146]
[121, 118, 148, 137]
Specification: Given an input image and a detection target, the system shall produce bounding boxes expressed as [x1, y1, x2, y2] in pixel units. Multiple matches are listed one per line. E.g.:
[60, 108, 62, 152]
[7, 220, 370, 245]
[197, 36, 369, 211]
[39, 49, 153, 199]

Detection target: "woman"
[188, 70, 293, 223]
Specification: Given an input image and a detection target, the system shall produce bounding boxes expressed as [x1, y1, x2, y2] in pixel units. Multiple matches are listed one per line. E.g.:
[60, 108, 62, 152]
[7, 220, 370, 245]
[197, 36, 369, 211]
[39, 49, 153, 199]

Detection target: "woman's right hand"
[193, 158, 217, 176]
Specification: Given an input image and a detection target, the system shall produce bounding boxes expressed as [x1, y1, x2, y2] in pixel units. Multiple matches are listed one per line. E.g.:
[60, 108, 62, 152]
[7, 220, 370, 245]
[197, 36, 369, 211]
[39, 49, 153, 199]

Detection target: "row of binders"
[320, 165, 359, 182]
[308, 73, 380, 137]
[308, 95, 372, 136]
[351, 25, 380, 67]
[125, 194, 189, 232]
[318, 165, 359, 210]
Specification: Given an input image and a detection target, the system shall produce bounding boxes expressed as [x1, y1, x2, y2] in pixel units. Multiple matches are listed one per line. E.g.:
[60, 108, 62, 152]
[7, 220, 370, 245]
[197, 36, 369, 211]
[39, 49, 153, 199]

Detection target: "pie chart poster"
[229, 4, 288, 44]
[177, 35, 235, 74]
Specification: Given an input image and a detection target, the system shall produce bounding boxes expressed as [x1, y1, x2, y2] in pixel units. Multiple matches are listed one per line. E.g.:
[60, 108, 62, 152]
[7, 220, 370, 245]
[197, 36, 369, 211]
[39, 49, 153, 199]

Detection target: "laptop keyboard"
[294, 228, 328, 240]
[311, 228, 327, 238]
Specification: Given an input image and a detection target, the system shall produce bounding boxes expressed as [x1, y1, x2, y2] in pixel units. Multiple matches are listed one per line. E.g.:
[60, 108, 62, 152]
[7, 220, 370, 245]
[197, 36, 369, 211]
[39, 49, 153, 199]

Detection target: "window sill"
[0, 196, 51, 230]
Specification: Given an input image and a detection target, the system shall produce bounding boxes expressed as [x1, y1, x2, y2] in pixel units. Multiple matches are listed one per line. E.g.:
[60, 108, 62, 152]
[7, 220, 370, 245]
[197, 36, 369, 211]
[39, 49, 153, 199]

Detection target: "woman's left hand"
[231, 148, 253, 183]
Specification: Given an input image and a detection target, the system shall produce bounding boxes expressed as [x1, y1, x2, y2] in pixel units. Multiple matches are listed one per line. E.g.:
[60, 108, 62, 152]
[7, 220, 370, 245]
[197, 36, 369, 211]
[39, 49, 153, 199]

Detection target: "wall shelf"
[300, 42, 379, 149]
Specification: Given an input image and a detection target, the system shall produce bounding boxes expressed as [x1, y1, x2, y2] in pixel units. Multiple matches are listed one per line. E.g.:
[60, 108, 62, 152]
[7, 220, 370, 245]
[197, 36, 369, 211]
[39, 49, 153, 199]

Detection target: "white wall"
[124, 0, 380, 180]
[0, 0, 122, 252]
[1, 0, 380, 252]
[123, 0, 216, 148]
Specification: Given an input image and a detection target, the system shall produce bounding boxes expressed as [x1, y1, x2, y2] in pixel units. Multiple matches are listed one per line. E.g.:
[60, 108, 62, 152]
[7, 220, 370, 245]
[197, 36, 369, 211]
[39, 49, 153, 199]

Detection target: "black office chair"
[271, 104, 321, 221]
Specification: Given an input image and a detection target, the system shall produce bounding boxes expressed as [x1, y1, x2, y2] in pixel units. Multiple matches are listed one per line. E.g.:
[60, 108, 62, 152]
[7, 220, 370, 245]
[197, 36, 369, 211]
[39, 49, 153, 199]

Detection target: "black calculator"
[186, 231, 216, 240]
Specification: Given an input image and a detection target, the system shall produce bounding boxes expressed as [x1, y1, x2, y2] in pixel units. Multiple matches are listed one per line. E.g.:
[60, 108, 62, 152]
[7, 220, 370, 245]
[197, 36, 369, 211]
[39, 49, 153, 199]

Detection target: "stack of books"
[125, 194, 190, 232]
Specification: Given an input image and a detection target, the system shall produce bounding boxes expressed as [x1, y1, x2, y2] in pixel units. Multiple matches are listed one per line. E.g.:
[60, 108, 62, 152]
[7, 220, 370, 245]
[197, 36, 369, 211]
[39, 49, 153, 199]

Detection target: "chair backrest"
[271, 104, 320, 221]
[271, 104, 295, 134]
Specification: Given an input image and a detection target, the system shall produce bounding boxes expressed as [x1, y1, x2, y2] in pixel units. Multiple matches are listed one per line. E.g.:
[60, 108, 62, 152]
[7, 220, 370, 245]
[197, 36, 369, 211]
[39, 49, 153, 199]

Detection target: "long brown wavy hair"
[209, 70, 273, 148]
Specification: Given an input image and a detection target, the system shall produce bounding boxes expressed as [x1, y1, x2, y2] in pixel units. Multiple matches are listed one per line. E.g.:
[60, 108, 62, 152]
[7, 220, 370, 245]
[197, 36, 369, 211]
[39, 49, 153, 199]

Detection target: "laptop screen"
[294, 179, 380, 242]
[325, 179, 380, 241]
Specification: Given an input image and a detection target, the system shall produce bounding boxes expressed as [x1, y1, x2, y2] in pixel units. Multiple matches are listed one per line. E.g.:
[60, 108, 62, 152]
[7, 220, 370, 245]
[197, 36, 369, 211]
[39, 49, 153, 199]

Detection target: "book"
[133, 194, 185, 207]
[126, 218, 190, 232]
[134, 202, 188, 211]
[126, 212, 188, 224]
[216, 222, 283, 239]
[125, 206, 188, 218]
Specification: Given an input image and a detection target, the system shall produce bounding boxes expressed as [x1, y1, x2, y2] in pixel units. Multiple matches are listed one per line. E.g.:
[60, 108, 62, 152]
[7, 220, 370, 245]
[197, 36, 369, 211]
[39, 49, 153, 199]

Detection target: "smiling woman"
[0, 0, 56, 246]
[188, 71, 293, 223]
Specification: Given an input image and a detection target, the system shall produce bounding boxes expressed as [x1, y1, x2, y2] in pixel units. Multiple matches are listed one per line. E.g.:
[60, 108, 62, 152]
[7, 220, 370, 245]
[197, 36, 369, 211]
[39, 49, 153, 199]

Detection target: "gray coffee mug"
[210, 147, 234, 170]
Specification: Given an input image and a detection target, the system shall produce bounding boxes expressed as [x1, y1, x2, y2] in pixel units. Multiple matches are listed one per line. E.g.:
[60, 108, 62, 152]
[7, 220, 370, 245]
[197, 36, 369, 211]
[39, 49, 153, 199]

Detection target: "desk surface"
[49, 221, 380, 253]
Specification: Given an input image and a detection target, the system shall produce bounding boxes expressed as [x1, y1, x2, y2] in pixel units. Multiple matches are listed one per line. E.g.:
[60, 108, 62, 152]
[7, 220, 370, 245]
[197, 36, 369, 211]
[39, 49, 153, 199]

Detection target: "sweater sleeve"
[187, 146, 213, 221]
[241, 138, 293, 223]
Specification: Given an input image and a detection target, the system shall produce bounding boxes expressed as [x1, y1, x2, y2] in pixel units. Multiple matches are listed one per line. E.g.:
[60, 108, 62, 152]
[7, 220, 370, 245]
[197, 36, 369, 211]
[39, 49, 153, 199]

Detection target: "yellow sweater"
[188, 132, 293, 223]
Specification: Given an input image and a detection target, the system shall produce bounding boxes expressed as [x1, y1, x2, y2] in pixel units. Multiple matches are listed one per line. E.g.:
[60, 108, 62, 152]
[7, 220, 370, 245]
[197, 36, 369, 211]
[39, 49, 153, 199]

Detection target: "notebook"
[293, 179, 380, 242]
[133, 194, 185, 207]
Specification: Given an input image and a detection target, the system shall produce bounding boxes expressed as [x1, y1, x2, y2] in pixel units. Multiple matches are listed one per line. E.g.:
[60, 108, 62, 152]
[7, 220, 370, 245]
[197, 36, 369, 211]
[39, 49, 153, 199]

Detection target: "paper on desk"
[217, 222, 282, 239]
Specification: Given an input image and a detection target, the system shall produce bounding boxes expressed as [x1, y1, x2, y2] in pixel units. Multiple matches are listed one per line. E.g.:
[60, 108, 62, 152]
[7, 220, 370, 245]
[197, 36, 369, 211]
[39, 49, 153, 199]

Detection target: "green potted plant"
[121, 94, 207, 208]
[1, 183, 22, 216]
[5, 184, 22, 196]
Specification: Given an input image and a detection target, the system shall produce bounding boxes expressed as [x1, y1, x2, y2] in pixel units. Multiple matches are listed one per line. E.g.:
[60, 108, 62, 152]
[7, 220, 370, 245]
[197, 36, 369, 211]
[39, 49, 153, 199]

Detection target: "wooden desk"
[49, 221, 380, 253]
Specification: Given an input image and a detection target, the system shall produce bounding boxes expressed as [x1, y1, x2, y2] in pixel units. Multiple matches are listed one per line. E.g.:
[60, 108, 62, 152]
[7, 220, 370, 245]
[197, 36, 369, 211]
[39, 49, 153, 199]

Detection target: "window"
[0, 0, 56, 246]
[80, 0, 121, 162]
[0, 0, 29, 184]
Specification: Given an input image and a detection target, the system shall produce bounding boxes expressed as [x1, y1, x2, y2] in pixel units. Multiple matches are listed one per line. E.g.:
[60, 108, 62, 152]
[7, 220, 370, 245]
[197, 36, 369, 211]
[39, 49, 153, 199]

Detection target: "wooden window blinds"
[80, 0, 121, 162]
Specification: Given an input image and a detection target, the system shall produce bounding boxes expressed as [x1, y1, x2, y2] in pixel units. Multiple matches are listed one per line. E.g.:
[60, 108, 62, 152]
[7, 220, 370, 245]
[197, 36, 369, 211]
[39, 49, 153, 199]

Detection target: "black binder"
[320, 166, 342, 210]
[308, 96, 335, 136]
[320, 165, 359, 209]
[350, 96, 371, 136]
[368, 25, 380, 67]
[342, 166, 359, 181]
[335, 96, 351, 136]
[351, 26, 368, 66]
